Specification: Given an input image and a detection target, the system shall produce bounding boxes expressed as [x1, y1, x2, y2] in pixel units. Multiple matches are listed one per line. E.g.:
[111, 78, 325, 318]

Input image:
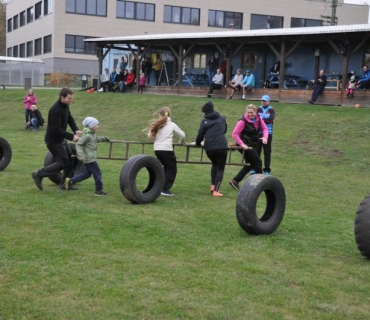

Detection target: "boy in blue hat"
[255, 95, 275, 175]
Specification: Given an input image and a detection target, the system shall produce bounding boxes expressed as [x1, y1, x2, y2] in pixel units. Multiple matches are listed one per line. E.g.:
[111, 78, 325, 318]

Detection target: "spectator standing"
[65, 117, 110, 196]
[146, 107, 185, 197]
[119, 55, 128, 70]
[98, 68, 110, 92]
[153, 54, 163, 86]
[207, 68, 224, 98]
[255, 95, 275, 175]
[28, 105, 44, 131]
[195, 101, 228, 197]
[240, 70, 255, 100]
[138, 72, 146, 94]
[346, 75, 356, 98]
[356, 65, 370, 90]
[145, 57, 153, 84]
[31, 87, 82, 191]
[229, 104, 268, 190]
[23, 89, 37, 129]
[308, 69, 327, 104]
[228, 69, 244, 99]
[207, 55, 217, 85]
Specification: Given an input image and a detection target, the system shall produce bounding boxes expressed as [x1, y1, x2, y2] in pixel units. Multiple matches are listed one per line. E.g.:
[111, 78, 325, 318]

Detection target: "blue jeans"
[70, 161, 103, 192]
[25, 109, 30, 124]
[31, 118, 39, 129]
[208, 71, 215, 84]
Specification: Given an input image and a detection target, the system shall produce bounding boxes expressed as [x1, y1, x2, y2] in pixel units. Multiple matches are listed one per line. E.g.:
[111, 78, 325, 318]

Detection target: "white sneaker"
[98, 87, 104, 92]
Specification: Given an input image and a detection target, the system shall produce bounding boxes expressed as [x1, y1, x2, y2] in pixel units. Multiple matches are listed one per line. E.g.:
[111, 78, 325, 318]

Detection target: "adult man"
[228, 69, 244, 99]
[308, 69, 327, 104]
[207, 68, 224, 98]
[239, 70, 255, 100]
[31, 87, 82, 191]
[356, 65, 370, 90]
[153, 54, 163, 86]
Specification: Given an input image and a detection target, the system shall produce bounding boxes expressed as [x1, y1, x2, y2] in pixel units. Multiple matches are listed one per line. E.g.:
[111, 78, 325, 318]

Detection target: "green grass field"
[1, 89, 370, 319]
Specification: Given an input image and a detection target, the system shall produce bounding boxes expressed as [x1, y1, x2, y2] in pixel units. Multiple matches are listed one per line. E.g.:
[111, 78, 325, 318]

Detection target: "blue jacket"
[241, 73, 255, 87]
[257, 105, 275, 134]
[359, 70, 370, 83]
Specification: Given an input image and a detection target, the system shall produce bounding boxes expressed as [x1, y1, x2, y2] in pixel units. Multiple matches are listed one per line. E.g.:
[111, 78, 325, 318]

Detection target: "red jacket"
[126, 73, 135, 85]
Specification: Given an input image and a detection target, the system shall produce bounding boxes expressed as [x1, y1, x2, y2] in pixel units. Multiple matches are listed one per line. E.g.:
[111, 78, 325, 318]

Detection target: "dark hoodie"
[195, 111, 228, 151]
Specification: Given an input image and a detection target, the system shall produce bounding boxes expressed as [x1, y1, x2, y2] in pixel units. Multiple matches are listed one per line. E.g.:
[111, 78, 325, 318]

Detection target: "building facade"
[5, 0, 369, 75]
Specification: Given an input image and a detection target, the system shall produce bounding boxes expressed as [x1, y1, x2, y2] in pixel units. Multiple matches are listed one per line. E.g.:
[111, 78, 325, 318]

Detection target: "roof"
[85, 23, 370, 43]
[0, 56, 44, 63]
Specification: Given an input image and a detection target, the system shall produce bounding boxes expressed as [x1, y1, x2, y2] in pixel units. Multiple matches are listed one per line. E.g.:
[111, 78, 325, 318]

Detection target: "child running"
[65, 117, 110, 196]
[146, 107, 185, 197]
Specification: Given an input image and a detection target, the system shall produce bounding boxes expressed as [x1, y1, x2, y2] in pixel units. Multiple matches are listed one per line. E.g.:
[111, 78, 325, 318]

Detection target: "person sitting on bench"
[207, 68, 224, 98]
[228, 69, 244, 99]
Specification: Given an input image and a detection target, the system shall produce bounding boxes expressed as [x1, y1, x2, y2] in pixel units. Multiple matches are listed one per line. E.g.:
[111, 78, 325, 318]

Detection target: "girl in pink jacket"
[23, 89, 37, 129]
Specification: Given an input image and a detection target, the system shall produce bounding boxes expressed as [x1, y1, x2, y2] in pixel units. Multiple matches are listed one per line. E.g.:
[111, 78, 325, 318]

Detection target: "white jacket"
[152, 118, 185, 151]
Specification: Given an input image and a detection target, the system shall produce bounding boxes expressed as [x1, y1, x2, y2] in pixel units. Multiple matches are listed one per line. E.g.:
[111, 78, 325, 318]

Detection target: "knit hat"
[82, 116, 99, 129]
[350, 75, 355, 81]
[261, 95, 270, 102]
[202, 101, 214, 114]
[245, 70, 251, 73]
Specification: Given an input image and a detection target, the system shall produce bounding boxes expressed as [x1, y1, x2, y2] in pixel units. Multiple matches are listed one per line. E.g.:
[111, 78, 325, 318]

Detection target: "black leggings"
[233, 149, 262, 183]
[206, 149, 228, 191]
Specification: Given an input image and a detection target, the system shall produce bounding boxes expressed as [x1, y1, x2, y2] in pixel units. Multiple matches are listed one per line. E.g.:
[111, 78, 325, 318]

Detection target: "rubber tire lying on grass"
[43, 143, 84, 185]
[120, 154, 165, 204]
[354, 194, 370, 259]
[236, 174, 286, 235]
[0, 137, 12, 171]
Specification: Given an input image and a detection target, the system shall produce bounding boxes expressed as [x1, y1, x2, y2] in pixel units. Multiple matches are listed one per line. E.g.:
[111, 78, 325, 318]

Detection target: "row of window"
[65, 0, 322, 29]
[7, 35, 52, 58]
[7, 0, 52, 32]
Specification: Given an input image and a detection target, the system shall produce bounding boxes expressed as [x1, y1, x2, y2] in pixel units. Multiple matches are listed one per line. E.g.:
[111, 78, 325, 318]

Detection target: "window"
[66, 0, 107, 16]
[20, 43, 25, 57]
[27, 6, 34, 23]
[116, 1, 155, 21]
[44, 0, 53, 15]
[65, 35, 96, 54]
[20, 11, 25, 27]
[44, 35, 52, 53]
[13, 46, 18, 57]
[250, 14, 283, 29]
[241, 53, 257, 70]
[193, 53, 206, 68]
[35, 38, 42, 55]
[27, 41, 33, 57]
[13, 15, 18, 30]
[7, 47, 12, 57]
[7, 18, 12, 32]
[164, 5, 199, 25]
[208, 10, 242, 29]
[35, 2, 42, 19]
[291, 18, 322, 28]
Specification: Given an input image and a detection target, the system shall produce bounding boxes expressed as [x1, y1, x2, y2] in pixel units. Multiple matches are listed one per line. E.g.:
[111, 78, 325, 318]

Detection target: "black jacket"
[195, 111, 228, 151]
[45, 100, 79, 144]
[30, 109, 44, 127]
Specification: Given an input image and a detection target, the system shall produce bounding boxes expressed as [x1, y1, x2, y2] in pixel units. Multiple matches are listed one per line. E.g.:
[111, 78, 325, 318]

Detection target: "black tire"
[354, 194, 370, 259]
[120, 154, 165, 204]
[43, 143, 84, 185]
[0, 137, 12, 171]
[236, 174, 286, 235]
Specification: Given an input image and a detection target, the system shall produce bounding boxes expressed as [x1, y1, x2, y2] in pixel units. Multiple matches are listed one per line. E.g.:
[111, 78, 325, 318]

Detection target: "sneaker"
[263, 171, 270, 176]
[94, 190, 108, 196]
[59, 182, 78, 191]
[228, 96, 232, 99]
[161, 190, 174, 197]
[250, 170, 256, 175]
[308, 100, 314, 104]
[239, 98, 245, 100]
[229, 180, 239, 190]
[212, 191, 223, 197]
[31, 171, 43, 190]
